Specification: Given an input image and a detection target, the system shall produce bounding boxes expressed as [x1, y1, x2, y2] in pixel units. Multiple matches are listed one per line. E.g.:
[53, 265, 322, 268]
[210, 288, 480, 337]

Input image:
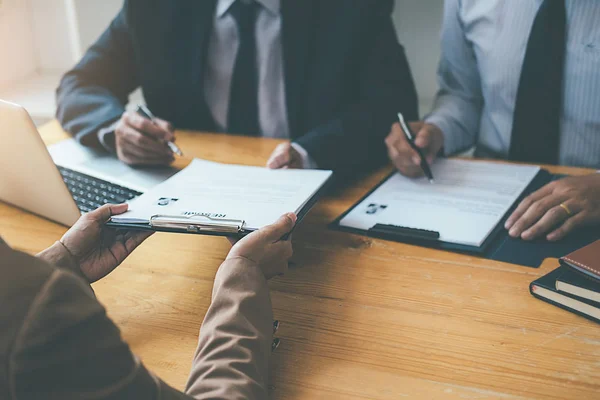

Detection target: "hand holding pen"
[113, 105, 183, 166]
[136, 105, 183, 156]
[385, 113, 444, 181]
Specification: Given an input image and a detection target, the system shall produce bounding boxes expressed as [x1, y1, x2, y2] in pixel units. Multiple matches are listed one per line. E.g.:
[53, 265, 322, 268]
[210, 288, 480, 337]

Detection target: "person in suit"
[56, 0, 418, 177]
[0, 203, 295, 399]
[385, 0, 600, 241]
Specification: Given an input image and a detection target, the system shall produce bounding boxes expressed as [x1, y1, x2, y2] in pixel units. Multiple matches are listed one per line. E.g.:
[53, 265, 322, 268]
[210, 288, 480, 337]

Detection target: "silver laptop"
[0, 100, 177, 226]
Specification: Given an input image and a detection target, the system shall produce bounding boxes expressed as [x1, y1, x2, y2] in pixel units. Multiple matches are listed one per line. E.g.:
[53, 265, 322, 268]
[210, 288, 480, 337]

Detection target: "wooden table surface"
[1, 121, 598, 399]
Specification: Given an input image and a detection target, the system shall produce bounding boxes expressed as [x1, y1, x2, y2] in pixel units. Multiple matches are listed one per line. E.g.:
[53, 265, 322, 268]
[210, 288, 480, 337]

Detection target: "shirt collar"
[216, 0, 280, 18]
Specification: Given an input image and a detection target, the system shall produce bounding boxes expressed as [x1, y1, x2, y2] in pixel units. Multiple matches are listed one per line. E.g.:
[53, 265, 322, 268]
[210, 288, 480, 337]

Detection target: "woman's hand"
[227, 213, 297, 279]
[59, 204, 153, 282]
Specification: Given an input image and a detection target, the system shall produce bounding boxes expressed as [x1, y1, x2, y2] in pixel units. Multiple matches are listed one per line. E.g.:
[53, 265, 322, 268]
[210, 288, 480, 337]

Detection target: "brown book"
[560, 240, 600, 282]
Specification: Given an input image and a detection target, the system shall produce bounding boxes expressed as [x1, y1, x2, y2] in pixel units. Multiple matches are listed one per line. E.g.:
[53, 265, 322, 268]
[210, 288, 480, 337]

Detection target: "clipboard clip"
[150, 214, 245, 234]
[369, 224, 440, 241]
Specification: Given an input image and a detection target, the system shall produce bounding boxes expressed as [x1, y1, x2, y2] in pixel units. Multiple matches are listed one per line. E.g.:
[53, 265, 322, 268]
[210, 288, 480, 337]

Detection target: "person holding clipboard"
[0, 203, 295, 399]
[385, 0, 600, 242]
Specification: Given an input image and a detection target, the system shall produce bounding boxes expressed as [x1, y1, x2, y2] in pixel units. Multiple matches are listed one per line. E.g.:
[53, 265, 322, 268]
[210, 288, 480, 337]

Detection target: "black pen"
[136, 105, 183, 156]
[397, 112, 434, 183]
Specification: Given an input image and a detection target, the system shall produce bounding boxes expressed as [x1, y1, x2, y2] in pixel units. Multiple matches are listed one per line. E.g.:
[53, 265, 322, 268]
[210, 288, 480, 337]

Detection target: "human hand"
[115, 111, 176, 166]
[60, 204, 153, 282]
[505, 174, 600, 241]
[227, 213, 297, 279]
[266, 143, 303, 169]
[385, 121, 444, 177]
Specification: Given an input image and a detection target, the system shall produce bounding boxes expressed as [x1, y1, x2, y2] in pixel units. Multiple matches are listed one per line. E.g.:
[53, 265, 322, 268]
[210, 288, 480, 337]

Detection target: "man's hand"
[115, 111, 176, 166]
[505, 174, 600, 241]
[227, 213, 296, 279]
[267, 143, 303, 169]
[385, 121, 444, 177]
[60, 204, 153, 282]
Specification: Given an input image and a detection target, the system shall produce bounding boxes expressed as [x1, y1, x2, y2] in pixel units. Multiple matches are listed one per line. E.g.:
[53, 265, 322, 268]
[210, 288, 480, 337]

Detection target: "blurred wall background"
[0, 0, 444, 125]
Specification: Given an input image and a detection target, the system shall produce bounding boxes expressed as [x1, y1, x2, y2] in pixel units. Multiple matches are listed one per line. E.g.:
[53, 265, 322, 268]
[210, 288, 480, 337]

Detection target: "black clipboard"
[330, 169, 600, 267]
[107, 173, 334, 239]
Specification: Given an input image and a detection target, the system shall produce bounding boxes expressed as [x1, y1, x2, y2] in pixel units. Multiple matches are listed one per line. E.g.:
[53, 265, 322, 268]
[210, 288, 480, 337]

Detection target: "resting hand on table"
[267, 142, 304, 169]
[385, 121, 444, 177]
[505, 174, 600, 241]
[227, 213, 297, 279]
[115, 111, 176, 166]
[39, 204, 153, 283]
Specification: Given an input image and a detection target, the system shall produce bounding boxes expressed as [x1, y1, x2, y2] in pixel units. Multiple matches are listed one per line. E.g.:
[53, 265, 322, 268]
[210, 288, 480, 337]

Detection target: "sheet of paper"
[48, 139, 177, 191]
[112, 159, 332, 230]
[339, 159, 540, 247]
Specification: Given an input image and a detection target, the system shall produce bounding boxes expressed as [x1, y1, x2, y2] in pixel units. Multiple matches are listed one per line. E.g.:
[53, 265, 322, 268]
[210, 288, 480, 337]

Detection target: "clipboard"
[107, 170, 333, 239]
[330, 169, 600, 267]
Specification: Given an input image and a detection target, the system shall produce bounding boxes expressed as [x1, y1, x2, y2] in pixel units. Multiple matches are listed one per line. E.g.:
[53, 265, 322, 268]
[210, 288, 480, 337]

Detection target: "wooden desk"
[1, 121, 598, 399]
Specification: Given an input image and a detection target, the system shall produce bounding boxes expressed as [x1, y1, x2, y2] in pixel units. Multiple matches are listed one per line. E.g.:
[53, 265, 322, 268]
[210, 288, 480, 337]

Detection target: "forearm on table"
[185, 257, 273, 400]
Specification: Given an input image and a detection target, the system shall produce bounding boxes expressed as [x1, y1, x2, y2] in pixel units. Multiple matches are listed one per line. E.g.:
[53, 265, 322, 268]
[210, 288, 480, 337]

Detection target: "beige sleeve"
[185, 257, 273, 400]
[10, 268, 193, 400]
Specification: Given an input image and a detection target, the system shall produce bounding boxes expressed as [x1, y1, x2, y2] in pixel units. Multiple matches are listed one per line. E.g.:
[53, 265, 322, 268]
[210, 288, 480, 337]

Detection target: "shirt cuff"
[97, 121, 120, 153]
[424, 113, 463, 157]
[291, 142, 318, 169]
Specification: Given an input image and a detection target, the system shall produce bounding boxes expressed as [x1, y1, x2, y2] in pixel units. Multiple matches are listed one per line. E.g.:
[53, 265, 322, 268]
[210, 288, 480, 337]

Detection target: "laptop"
[0, 100, 177, 226]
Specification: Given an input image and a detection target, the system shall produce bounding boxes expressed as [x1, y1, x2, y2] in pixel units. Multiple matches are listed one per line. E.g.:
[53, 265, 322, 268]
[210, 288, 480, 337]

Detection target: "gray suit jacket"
[0, 237, 273, 399]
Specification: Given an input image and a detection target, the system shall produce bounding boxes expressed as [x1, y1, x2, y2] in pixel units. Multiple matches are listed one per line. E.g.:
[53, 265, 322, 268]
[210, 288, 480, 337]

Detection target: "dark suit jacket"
[0, 237, 273, 399]
[56, 0, 418, 176]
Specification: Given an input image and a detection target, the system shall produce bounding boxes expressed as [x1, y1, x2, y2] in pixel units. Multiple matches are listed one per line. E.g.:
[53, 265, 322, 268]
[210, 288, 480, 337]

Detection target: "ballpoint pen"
[136, 104, 184, 156]
[397, 112, 434, 183]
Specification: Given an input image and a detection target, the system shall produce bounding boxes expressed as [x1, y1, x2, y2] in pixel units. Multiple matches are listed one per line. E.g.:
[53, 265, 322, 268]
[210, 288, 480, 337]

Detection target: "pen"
[397, 112, 434, 183]
[136, 105, 183, 156]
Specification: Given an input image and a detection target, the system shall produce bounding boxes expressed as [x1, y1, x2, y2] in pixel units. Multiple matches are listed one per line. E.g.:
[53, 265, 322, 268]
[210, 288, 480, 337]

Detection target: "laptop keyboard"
[57, 166, 143, 213]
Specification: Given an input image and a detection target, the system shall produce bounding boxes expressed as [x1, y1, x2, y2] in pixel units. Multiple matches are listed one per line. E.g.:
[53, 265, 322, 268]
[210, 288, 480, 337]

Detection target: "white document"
[111, 159, 332, 231]
[48, 139, 178, 192]
[339, 159, 540, 247]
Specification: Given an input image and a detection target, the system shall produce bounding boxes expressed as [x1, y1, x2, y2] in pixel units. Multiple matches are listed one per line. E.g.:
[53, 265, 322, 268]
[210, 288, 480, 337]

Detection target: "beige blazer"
[0, 237, 273, 399]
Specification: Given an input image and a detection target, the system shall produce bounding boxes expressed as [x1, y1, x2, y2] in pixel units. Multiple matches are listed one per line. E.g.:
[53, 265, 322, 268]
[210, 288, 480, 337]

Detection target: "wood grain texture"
[1, 120, 598, 399]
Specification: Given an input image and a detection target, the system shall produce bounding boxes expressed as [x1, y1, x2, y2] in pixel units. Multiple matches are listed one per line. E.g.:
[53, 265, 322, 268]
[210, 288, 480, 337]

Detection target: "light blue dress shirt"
[426, 0, 600, 168]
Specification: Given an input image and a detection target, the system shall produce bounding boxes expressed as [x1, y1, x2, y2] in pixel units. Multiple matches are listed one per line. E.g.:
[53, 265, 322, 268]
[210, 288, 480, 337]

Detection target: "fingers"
[120, 125, 171, 154]
[413, 128, 434, 164]
[116, 125, 174, 164]
[267, 143, 291, 169]
[115, 112, 176, 166]
[547, 213, 588, 242]
[505, 185, 554, 230]
[386, 122, 443, 178]
[508, 193, 567, 239]
[153, 118, 175, 137]
[87, 203, 128, 223]
[116, 138, 174, 166]
[521, 201, 579, 240]
[123, 111, 174, 142]
[260, 213, 298, 242]
[385, 123, 421, 175]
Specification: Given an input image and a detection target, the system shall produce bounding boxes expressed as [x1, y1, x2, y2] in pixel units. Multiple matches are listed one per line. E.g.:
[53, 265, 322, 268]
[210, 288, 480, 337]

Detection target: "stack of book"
[530, 240, 600, 324]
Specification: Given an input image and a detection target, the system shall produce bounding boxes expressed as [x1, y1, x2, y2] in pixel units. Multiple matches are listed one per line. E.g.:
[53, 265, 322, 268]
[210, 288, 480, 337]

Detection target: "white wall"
[74, 0, 122, 51]
[0, 0, 37, 89]
[393, 0, 444, 116]
[29, 0, 86, 72]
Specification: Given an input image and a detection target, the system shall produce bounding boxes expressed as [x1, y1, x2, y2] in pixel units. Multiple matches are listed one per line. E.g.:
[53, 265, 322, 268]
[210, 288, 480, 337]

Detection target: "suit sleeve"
[11, 269, 192, 400]
[424, 0, 483, 156]
[55, 1, 139, 147]
[185, 257, 273, 400]
[294, 0, 418, 178]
